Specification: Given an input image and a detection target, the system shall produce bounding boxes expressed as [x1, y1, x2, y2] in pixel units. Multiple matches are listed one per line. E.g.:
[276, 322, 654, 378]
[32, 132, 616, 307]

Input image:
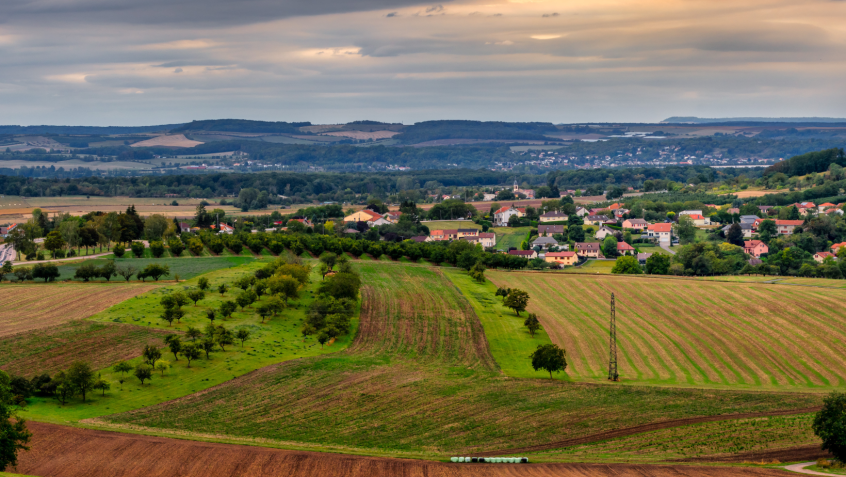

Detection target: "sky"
[1, 0, 845, 126]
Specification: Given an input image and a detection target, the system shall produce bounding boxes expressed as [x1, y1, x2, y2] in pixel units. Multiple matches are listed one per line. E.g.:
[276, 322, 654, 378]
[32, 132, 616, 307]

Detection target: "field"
[130, 134, 203, 148]
[320, 130, 399, 140]
[0, 283, 161, 336]
[487, 271, 846, 390]
[561, 260, 616, 274]
[49, 256, 254, 281]
[725, 190, 783, 198]
[18, 261, 357, 423]
[14, 422, 798, 477]
[0, 321, 173, 377]
[96, 262, 822, 458]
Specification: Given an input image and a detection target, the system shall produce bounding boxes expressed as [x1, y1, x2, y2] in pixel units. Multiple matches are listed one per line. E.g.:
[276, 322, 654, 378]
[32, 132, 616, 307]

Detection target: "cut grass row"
[487, 271, 846, 390]
[98, 262, 824, 459]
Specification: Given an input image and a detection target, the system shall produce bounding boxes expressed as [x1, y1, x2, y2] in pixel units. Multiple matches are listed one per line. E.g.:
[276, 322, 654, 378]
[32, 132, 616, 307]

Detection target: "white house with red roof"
[493, 205, 526, 226]
[646, 223, 672, 243]
[685, 214, 710, 226]
[212, 223, 235, 234]
[814, 251, 837, 263]
[831, 242, 846, 255]
[617, 242, 636, 255]
[775, 219, 803, 235]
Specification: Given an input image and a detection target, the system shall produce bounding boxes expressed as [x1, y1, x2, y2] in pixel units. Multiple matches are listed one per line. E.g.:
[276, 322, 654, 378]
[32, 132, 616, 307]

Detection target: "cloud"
[542, 13, 559, 17]
[173, 68, 183, 73]
[386, 12, 398, 17]
[531, 34, 561, 40]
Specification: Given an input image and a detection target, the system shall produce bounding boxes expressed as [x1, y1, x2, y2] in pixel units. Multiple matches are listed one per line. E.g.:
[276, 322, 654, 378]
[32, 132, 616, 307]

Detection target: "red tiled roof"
[546, 252, 575, 257]
[776, 220, 804, 226]
[648, 223, 672, 232]
[687, 214, 705, 220]
[617, 242, 635, 251]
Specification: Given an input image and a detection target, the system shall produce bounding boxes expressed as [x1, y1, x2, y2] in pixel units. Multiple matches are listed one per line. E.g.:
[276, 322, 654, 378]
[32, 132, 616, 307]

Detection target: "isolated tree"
[134, 364, 152, 385]
[0, 370, 32, 470]
[116, 264, 136, 281]
[197, 277, 210, 291]
[645, 253, 671, 275]
[154, 360, 170, 376]
[220, 300, 237, 319]
[469, 260, 486, 283]
[93, 378, 111, 396]
[187, 289, 205, 306]
[199, 338, 216, 359]
[813, 392, 846, 462]
[524, 313, 541, 337]
[112, 243, 125, 258]
[530, 343, 567, 379]
[130, 241, 145, 258]
[317, 331, 330, 349]
[142, 263, 170, 281]
[503, 289, 530, 316]
[601, 236, 619, 258]
[180, 344, 201, 367]
[142, 345, 162, 367]
[218, 283, 228, 296]
[167, 238, 185, 257]
[236, 329, 251, 347]
[164, 335, 182, 361]
[185, 326, 202, 342]
[113, 361, 133, 376]
[67, 361, 96, 402]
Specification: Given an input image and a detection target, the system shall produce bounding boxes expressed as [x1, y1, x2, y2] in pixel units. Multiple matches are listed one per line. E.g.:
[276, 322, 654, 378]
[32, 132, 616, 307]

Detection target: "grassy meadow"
[96, 262, 823, 459]
[487, 271, 846, 391]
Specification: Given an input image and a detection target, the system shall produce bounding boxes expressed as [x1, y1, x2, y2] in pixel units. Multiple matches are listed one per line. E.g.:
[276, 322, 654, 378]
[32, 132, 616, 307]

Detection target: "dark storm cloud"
[2, 0, 447, 26]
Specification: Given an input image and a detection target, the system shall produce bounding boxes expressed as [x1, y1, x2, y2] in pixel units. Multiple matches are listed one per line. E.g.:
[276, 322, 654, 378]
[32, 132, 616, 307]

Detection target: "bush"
[150, 241, 165, 258]
[130, 241, 145, 258]
[112, 244, 125, 258]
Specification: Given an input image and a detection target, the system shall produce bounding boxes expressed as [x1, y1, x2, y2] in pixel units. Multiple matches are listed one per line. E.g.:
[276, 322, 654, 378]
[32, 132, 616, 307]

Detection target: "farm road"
[17, 422, 792, 477]
[783, 463, 832, 476]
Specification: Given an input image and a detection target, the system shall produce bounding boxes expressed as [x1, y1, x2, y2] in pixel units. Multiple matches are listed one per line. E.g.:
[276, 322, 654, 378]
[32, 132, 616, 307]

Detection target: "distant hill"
[765, 148, 846, 177]
[663, 116, 846, 124]
[171, 119, 311, 134]
[0, 124, 183, 135]
[394, 120, 558, 144]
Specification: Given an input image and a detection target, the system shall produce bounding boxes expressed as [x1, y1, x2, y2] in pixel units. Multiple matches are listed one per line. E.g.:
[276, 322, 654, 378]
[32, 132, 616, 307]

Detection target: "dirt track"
[679, 445, 830, 464]
[14, 422, 792, 477]
[477, 406, 822, 456]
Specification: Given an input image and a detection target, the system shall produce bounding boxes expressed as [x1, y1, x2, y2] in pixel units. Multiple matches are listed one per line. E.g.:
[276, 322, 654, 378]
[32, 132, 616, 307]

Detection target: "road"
[0, 243, 15, 265]
[659, 243, 676, 255]
[784, 463, 831, 476]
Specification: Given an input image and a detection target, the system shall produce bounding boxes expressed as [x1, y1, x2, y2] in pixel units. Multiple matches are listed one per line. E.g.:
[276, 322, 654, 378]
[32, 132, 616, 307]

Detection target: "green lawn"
[635, 244, 671, 255]
[50, 256, 254, 282]
[492, 226, 533, 250]
[422, 220, 481, 230]
[444, 269, 555, 379]
[19, 259, 359, 424]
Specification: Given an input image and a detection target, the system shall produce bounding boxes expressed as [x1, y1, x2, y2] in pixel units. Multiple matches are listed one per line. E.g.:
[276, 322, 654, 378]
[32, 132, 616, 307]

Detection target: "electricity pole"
[608, 293, 618, 381]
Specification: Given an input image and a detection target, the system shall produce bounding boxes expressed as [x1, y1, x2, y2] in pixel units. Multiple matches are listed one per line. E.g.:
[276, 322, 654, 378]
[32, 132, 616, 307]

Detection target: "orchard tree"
[113, 361, 132, 376]
[116, 264, 136, 281]
[503, 289, 530, 316]
[130, 241, 145, 258]
[530, 343, 567, 379]
[187, 289, 205, 306]
[236, 329, 251, 347]
[199, 338, 216, 359]
[524, 313, 541, 337]
[220, 301, 237, 319]
[142, 345, 162, 367]
[164, 335, 182, 360]
[197, 277, 210, 291]
[134, 364, 152, 385]
[154, 360, 170, 376]
[67, 361, 96, 402]
[180, 344, 201, 367]
[185, 326, 202, 341]
[218, 283, 228, 295]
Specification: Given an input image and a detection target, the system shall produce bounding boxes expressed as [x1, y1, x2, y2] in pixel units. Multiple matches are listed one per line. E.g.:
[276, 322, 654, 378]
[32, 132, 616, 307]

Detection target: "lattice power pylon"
[608, 293, 618, 381]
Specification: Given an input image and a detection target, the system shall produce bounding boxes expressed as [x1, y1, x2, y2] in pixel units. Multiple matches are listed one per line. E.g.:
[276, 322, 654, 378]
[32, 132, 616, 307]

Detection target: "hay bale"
[458, 457, 464, 463]
[471, 457, 478, 463]
[450, 457, 458, 463]
[521, 457, 529, 463]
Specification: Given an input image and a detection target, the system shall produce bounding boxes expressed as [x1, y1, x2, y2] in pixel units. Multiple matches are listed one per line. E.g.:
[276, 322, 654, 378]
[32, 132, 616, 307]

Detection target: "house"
[617, 242, 636, 256]
[775, 220, 803, 235]
[545, 251, 577, 266]
[409, 236, 428, 243]
[344, 209, 382, 223]
[758, 206, 774, 214]
[588, 208, 608, 216]
[585, 215, 611, 226]
[743, 240, 769, 258]
[531, 236, 559, 250]
[727, 208, 740, 215]
[637, 252, 652, 265]
[178, 222, 191, 233]
[814, 252, 837, 263]
[575, 242, 602, 258]
[482, 193, 497, 201]
[831, 242, 846, 255]
[212, 223, 235, 234]
[428, 229, 479, 242]
[678, 210, 703, 217]
[819, 203, 837, 213]
[612, 209, 629, 219]
[518, 189, 535, 199]
[493, 206, 526, 226]
[508, 249, 538, 259]
[752, 217, 766, 231]
[0, 223, 17, 237]
[477, 232, 496, 248]
[739, 215, 759, 224]
[608, 203, 623, 210]
[289, 218, 314, 228]
[384, 211, 403, 223]
[622, 218, 648, 231]
[539, 211, 568, 223]
[538, 224, 565, 236]
[686, 214, 711, 226]
[722, 223, 753, 238]
[594, 225, 617, 240]
[646, 223, 672, 243]
[368, 216, 392, 227]
[574, 206, 588, 217]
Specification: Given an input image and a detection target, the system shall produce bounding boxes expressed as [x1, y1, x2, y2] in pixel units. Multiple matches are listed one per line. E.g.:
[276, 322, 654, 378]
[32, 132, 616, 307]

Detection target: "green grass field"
[48, 256, 254, 282]
[18, 260, 358, 424]
[97, 262, 823, 459]
[487, 271, 846, 391]
[492, 226, 533, 250]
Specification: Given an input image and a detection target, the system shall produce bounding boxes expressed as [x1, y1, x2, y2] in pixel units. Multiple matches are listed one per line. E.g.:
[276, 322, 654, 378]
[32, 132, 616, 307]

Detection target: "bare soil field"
[0, 283, 161, 337]
[487, 272, 846, 390]
[725, 190, 783, 198]
[14, 422, 794, 477]
[320, 130, 399, 140]
[130, 134, 203, 148]
[0, 321, 172, 377]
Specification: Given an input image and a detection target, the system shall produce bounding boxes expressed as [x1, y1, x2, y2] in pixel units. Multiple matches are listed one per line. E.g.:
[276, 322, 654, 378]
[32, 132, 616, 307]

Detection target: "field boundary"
[477, 406, 822, 456]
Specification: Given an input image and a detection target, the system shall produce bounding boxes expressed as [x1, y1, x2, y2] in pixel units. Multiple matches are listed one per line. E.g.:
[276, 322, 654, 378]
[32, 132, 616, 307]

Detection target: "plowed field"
[15, 422, 796, 477]
[102, 263, 822, 457]
[0, 283, 160, 336]
[0, 321, 173, 377]
[487, 272, 846, 390]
